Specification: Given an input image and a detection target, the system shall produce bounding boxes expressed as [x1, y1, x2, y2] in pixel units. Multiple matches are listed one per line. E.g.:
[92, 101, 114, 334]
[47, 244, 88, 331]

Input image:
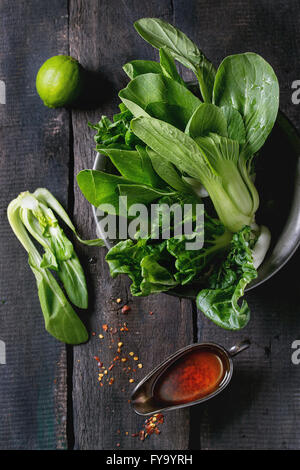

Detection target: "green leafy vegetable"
[185, 103, 228, 138]
[77, 18, 280, 331]
[134, 17, 216, 102]
[213, 52, 279, 159]
[147, 148, 192, 193]
[105, 239, 178, 296]
[33, 188, 105, 247]
[105, 147, 163, 187]
[7, 192, 91, 344]
[77, 170, 136, 212]
[89, 106, 142, 155]
[77, 169, 173, 214]
[123, 60, 162, 79]
[19, 198, 87, 308]
[159, 47, 186, 87]
[131, 116, 253, 232]
[196, 226, 257, 330]
[119, 72, 201, 129]
[167, 219, 231, 285]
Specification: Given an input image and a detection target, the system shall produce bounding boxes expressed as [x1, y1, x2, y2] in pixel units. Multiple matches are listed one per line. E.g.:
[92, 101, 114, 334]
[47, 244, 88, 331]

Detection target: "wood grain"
[69, 0, 194, 450]
[0, 0, 69, 449]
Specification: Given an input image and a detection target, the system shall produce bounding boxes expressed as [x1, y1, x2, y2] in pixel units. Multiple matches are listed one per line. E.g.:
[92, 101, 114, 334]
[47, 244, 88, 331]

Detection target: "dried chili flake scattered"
[121, 305, 131, 314]
[132, 414, 165, 442]
[92, 318, 144, 391]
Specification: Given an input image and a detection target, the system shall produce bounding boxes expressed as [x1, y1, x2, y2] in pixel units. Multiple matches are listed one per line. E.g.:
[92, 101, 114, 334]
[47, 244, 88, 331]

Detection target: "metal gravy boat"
[131, 339, 250, 416]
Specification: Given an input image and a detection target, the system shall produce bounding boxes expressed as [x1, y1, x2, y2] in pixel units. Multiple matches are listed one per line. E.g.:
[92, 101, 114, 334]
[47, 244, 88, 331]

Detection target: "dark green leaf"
[29, 254, 88, 343]
[186, 103, 228, 138]
[213, 53, 279, 158]
[159, 46, 186, 86]
[119, 73, 201, 126]
[221, 106, 246, 144]
[196, 226, 257, 330]
[123, 60, 162, 79]
[147, 147, 191, 193]
[77, 170, 136, 212]
[134, 18, 216, 102]
[118, 183, 175, 207]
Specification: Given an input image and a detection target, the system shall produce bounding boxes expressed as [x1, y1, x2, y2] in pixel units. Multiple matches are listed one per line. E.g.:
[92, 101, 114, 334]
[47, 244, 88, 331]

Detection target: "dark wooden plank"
[173, 0, 300, 449]
[0, 0, 70, 449]
[69, 0, 194, 450]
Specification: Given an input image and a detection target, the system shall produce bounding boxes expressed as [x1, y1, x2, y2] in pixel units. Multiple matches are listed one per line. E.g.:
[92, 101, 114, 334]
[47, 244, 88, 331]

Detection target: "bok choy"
[77, 18, 279, 330]
[7, 189, 104, 344]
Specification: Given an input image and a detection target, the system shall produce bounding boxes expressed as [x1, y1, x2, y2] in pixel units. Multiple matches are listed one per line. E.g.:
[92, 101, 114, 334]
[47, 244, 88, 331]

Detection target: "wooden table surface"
[1, 0, 300, 450]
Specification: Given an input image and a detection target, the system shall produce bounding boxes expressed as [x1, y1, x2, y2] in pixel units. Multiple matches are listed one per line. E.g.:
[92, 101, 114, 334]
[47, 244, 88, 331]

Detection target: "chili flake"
[132, 414, 165, 442]
[121, 305, 131, 314]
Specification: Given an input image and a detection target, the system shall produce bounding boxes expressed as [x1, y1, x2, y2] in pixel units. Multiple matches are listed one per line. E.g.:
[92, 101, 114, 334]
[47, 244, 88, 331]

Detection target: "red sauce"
[153, 348, 227, 406]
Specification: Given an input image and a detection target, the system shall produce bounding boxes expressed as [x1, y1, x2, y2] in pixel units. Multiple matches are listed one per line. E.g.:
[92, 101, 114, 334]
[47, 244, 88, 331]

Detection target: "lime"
[36, 55, 82, 108]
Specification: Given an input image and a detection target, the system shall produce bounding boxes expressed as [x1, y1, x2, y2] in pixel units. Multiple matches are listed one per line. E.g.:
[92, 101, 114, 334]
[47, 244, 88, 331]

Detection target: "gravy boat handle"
[228, 339, 250, 357]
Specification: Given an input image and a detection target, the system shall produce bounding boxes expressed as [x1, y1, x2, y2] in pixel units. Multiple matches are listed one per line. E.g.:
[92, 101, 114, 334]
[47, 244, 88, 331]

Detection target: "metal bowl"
[93, 111, 300, 298]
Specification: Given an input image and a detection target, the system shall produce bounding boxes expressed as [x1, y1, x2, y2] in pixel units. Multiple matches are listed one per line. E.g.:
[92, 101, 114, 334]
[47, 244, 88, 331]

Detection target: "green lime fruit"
[36, 55, 82, 108]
